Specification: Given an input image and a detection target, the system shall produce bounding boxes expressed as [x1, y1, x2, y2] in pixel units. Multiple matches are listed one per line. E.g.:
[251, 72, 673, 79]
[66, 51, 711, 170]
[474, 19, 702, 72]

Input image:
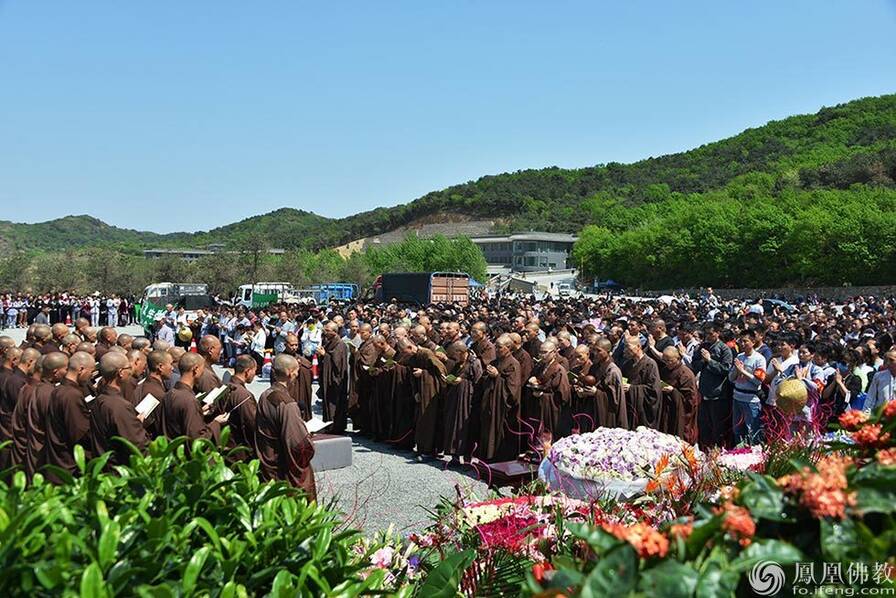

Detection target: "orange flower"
[645, 479, 660, 493]
[838, 410, 869, 430]
[604, 522, 669, 558]
[716, 502, 755, 547]
[851, 424, 892, 447]
[883, 400, 896, 419]
[777, 454, 856, 519]
[669, 522, 693, 540]
[654, 453, 670, 476]
[877, 448, 896, 466]
[682, 445, 698, 470]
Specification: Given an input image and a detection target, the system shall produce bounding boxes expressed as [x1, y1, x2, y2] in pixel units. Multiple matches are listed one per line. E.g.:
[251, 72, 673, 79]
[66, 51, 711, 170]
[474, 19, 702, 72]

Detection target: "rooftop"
[470, 232, 578, 243]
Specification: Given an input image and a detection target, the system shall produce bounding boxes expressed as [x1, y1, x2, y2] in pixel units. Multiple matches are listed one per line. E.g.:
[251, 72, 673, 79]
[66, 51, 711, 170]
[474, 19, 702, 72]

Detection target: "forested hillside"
[2, 93, 895, 286]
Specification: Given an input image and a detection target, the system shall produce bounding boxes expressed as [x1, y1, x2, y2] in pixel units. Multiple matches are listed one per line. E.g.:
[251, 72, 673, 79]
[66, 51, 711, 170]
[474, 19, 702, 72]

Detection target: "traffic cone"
[65, 314, 72, 326]
[312, 355, 318, 381]
[262, 351, 273, 380]
[190, 338, 198, 353]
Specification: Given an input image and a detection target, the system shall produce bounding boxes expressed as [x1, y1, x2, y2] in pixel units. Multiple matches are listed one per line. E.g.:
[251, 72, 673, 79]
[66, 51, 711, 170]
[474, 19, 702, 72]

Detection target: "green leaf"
[98, 520, 120, 570]
[74, 444, 87, 474]
[416, 549, 475, 598]
[731, 539, 803, 573]
[696, 563, 739, 598]
[639, 560, 699, 597]
[183, 545, 212, 595]
[738, 474, 786, 521]
[80, 562, 107, 598]
[581, 545, 637, 598]
[567, 521, 625, 554]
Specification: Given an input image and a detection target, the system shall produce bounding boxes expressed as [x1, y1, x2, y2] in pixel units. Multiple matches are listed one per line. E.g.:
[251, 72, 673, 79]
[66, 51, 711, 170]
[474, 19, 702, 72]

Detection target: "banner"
[137, 300, 167, 329]
[251, 292, 278, 308]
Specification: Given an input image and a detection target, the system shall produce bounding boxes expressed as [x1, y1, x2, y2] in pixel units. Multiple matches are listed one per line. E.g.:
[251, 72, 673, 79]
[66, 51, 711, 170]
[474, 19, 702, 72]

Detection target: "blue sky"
[1, 1, 894, 233]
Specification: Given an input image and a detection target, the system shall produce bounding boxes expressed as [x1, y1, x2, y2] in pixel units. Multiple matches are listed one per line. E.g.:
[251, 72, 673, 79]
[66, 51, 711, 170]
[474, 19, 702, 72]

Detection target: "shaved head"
[178, 352, 204, 374]
[76, 342, 96, 355]
[99, 352, 129, 382]
[4, 347, 22, 367]
[20, 348, 41, 374]
[51, 323, 69, 340]
[272, 354, 298, 381]
[68, 351, 95, 372]
[41, 352, 69, 379]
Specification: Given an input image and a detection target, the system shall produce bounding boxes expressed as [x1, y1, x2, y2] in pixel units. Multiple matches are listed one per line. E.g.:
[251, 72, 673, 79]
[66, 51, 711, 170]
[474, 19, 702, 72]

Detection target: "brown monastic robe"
[523, 337, 542, 361]
[624, 356, 664, 429]
[350, 338, 379, 435]
[195, 363, 222, 395]
[570, 356, 594, 432]
[121, 376, 138, 406]
[406, 347, 447, 455]
[0, 367, 27, 469]
[89, 387, 149, 467]
[661, 362, 700, 444]
[317, 335, 349, 433]
[9, 379, 38, 471]
[477, 353, 521, 461]
[524, 359, 571, 438]
[512, 348, 534, 392]
[441, 356, 482, 456]
[43, 378, 91, 483]
[159, 381, 221, 441]
[378, 349, 412, 446]
[136, 374, 167, 435]
[220, 376, 257, 459]
[255, 383, 317, 501]
[587, 359, 628, 430]
[25, 380, 55, 477]
[471, 338, 497, 372]
[294, 354, 314, 422]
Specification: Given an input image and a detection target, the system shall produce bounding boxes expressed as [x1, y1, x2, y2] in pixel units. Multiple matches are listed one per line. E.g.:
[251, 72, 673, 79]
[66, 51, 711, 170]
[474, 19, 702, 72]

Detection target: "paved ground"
[0, 324, 493, 534]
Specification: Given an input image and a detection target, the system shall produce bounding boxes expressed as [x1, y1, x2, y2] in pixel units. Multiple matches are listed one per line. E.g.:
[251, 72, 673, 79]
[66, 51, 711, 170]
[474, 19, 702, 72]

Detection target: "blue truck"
[311, 283, 358, 304]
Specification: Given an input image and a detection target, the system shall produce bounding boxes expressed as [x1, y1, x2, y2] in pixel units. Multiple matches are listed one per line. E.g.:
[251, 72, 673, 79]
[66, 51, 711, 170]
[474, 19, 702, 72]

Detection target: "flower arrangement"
[717, 445, 764, 472]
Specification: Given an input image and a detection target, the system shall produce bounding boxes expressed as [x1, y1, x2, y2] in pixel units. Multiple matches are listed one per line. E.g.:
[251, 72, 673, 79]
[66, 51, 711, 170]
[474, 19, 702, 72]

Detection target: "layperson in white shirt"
[864, 350, 896, 413]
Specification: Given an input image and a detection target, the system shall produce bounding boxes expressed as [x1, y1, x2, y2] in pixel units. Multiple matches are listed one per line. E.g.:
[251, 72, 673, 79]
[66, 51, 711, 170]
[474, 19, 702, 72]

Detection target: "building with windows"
[143, 246, 285, 262]
[470, 232, 577, 272]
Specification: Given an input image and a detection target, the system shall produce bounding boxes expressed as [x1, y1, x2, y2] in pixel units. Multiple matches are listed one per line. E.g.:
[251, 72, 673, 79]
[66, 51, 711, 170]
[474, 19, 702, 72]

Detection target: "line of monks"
[333, 318, 700, 463]
[0, 321, 317, 500]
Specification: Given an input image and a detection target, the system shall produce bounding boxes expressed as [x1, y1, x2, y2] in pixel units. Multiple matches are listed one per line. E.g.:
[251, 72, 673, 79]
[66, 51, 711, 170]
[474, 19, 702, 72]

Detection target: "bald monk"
[523, 324, 542, 361]
[117, 334, 134, 351]
[525, 341, 571, 439]
[132, 337, 152, 356]
[469, 322, 497, 372]
[581, 338, 628, 429]
[60, 334, 82, 356]
[43, 352, 96, 483]
[95, 327, 118, 361]
[43, 323, 69, 354]
[441, 341, 481, 461]
[282, 333, 313, 421]
[317, 322, 349, 433]
[509, 333, 534, 392]
[398, 338, 447, 460]
[219, 355, 258, 459]
[194, 335, 223, 395]
[8, 349, 42, 472]
[32, 325, 53, 354]
[350, 323, 379, 435]
[410, 325, 438, 352]
[0, 343, 23, 468]
[622, 338, 663, 430]
[121, 350, 147, 405]
[74, 317, 91, 341]
[137, 350, 172, 436]
[371, 335, 410, 445]
[89, 352, 149, 467]
[255, 354, 317, 501]
[478, 334, 521, 462]
[76, 342, 96, 356]
[24, 352, 69, 478]
[569, 343, 594, 432]
[159, 353, 228, 441]
[660, 346, 700, 444]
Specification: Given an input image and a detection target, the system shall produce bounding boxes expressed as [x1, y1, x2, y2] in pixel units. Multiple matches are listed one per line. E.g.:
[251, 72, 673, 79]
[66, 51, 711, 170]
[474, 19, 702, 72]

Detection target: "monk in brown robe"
[194, 335, 223, 395]
[509, 333, 534, 391]
[581, 338, 628, 430]
[441, 342, 482, 462]
[255, 354, 317, 501]
[350, 324, 379, 436]
[159, 353, 228, 441]
[410, 325, 438, 352]
[569, 344, 594, 432]
[60, 334, 82, 357]
[24, 352, 68, 478]
[89, 352, 149, 467]
[7, 349, 41, 469]
[622, 338, 664, 429]
[525, 341, 572, 439]
[317, 322, 349, 433]
[121, 349, 147, 405]
[398, 338, 447, 460]
[94, 327, 118, 361]
[556, 331, 576, 371]
[43, 351, 96, 483]
[477, 334, 521, 462]
[137, 350, 172, 436]
[0, 346, 32, 470]
[370, 336, 408, 445]
[470, 322, 497, 371]
[523, 324, 542, 361]
[283, 333, 313, 421]
[219, 355, 258, 460]
[660, 347, 700, 444]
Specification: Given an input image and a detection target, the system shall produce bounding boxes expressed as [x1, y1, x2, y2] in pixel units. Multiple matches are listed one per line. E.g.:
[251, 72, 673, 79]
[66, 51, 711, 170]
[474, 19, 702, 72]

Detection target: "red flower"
[851, 424, 892, 447]
[877, 448, 896, 466]
[604, 522, 669, 558]
[718, 503, 755, 547]
[883, 400, 896, 419]
[838, 410, 869, 430]
[777, 454, 856, 519]
[531, 562, 554, 583]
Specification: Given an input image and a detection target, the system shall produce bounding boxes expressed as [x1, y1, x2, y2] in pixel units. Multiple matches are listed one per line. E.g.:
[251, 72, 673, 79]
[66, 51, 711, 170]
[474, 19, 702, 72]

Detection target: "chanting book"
[135, 393, 160, 417]
[84, 394, 96, 404]
[305, 417, 331, 434]
[199, 385, 228, 406]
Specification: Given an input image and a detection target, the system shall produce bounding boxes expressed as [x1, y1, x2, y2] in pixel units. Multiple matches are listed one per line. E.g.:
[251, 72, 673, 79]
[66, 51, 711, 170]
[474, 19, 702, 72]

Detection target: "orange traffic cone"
[65, 314, 72, 326]
[190, 338, 198, 353]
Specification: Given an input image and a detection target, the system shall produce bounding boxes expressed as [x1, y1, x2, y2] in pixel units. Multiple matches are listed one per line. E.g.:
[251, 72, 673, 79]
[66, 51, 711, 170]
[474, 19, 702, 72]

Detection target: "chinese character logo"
[749, 560, 785, 596]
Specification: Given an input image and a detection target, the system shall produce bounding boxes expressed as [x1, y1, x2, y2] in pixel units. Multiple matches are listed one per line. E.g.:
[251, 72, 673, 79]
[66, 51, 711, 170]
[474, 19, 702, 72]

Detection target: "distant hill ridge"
[3, 93, 895, 253]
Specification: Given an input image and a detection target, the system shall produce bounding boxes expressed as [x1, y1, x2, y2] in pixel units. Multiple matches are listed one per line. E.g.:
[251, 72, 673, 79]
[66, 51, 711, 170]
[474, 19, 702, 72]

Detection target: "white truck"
[235, 283, 315, 309]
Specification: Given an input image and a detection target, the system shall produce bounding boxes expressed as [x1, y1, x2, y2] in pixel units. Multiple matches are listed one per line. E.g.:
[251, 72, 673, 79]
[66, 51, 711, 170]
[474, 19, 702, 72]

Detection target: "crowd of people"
[1, 293, 134, 329]
[2, 288, 895, 501]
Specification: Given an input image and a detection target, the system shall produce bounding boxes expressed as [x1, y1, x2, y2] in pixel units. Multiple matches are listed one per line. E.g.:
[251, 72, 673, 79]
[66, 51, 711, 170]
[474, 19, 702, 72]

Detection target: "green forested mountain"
[3, 94, 896, 286]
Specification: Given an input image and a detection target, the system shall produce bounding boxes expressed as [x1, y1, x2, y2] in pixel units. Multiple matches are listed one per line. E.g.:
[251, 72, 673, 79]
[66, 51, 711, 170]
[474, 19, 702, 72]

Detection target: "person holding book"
[89, 352, 148, 467]
[159, 352, 228, 442]
[43, 351, 95, 483]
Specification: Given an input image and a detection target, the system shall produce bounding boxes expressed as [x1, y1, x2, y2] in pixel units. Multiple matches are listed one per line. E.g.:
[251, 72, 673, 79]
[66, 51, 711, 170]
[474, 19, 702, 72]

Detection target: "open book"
[84, 394, 96, 404]
[305, 417, 331, 434]
[197, 385, 228, 406]
[135, 393, 160, 418]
